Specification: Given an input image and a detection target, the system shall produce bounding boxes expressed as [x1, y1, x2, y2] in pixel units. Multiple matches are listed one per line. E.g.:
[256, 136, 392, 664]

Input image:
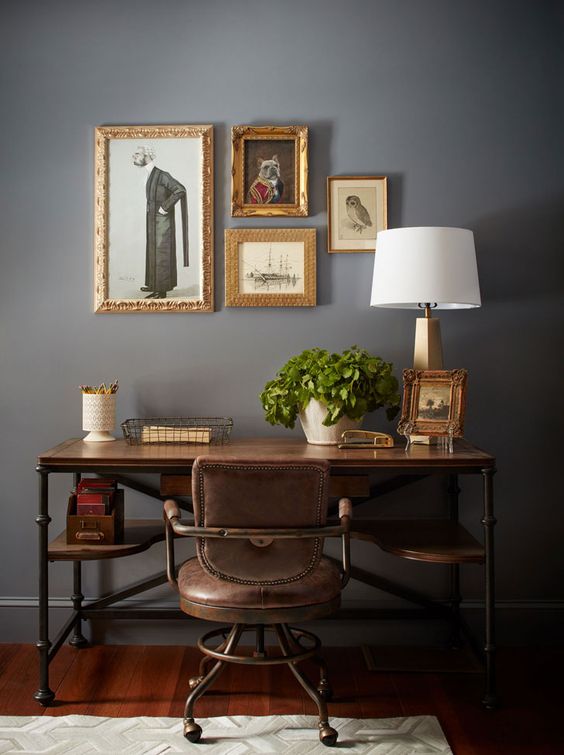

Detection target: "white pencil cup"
[82, 394, 116, 442]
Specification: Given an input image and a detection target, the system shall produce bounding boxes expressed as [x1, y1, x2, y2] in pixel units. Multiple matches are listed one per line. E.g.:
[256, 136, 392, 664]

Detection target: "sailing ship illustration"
[244, 245, 300, 291]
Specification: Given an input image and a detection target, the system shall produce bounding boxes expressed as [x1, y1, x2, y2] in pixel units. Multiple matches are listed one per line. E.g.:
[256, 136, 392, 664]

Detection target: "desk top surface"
[38, 437, 495, 471]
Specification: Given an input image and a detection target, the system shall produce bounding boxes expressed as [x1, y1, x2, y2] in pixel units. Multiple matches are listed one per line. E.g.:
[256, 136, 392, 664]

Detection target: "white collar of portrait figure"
[144, 160, 156, 181]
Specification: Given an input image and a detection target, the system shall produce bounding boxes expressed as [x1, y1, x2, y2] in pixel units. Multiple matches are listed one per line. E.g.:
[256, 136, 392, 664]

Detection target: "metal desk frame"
[34, 437, 497, 708]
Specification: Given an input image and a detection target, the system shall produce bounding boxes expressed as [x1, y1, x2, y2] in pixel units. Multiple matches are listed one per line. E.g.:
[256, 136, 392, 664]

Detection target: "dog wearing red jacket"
[248, 155, 284, 204]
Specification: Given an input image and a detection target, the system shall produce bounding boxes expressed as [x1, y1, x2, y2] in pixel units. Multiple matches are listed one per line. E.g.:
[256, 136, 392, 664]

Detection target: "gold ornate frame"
[327, 175, 387, 253]
[231, 126, 308, 217]
[94, 124, 214, 312]
[225, 228, 316, 307]
[397, 369, 468, 437]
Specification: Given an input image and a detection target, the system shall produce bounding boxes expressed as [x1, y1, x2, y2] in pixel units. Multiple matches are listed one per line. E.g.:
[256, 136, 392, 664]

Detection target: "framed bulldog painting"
[327, 175, 387, 253]
[94, 124, 214, 312]
[231, 125, 308, 217]
[224, 228, 316, 307]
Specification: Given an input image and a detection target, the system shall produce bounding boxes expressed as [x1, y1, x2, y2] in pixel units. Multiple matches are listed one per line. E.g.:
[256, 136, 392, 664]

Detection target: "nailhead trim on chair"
[196, 463, 327, 586]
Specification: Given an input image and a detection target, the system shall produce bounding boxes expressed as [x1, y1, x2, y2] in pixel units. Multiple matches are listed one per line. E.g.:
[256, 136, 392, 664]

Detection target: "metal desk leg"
[69, 561, 89, 648]
[481, 466, 498, 709]
[33, 466, 55, 706]
[448, 474, 462, 649]
[69, 473, 88, 649]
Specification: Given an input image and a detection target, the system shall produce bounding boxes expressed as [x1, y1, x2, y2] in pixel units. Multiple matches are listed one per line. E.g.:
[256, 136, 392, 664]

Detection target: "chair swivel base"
[183, 623, 338, 746]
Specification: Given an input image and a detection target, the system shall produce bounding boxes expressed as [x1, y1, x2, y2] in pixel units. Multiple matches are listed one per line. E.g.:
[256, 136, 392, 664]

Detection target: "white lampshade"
[370, 227, 481, 310]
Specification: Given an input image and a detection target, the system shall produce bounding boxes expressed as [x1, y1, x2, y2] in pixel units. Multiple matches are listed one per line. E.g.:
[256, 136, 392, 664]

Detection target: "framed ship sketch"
[94, 124, 214, 312]
[224, 228, 316, 307]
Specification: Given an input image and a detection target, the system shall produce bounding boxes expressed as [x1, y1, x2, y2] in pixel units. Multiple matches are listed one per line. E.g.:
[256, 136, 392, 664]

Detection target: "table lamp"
[370, 227, 481, 369]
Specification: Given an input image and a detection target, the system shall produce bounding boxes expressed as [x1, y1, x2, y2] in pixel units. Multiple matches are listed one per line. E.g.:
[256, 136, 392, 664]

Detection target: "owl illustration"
[345, 195, 372, 233]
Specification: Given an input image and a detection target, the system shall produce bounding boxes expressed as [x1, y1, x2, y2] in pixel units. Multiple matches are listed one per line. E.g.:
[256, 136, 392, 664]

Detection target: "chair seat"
[177, 556, 342, 623]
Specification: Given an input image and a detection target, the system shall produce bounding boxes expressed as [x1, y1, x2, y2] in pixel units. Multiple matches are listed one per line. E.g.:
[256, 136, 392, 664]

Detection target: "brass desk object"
[338, 430, 394, 449]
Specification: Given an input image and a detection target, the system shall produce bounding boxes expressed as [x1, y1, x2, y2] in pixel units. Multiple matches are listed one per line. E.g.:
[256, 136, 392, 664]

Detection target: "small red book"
[77, 489, 113, 502]
[76, 492, 113, 515]
[76, 502, 108, 515]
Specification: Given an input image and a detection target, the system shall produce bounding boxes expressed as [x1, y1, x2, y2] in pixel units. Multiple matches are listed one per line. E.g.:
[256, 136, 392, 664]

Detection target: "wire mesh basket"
[121, 417, 233, 445]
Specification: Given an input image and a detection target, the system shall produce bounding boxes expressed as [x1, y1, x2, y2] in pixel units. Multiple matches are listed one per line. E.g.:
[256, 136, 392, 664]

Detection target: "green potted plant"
[260, 346, 400, 445]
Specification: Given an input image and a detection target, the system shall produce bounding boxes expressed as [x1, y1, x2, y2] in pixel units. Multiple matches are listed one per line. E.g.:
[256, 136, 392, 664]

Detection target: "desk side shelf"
[351, 519, 485, 564]
[48, 519, 165, 561]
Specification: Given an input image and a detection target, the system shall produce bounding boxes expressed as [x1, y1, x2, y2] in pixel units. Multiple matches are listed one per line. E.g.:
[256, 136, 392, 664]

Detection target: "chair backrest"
[191, 456, 330, 585]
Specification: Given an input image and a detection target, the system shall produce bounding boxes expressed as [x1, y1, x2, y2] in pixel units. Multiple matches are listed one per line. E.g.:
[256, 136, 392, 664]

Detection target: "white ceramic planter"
[82, 394, 116, 442]
[299, 399, 363, 445]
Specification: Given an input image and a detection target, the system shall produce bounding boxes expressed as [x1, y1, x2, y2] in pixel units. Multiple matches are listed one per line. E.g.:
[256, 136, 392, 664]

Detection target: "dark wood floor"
[0, 644, 563, 754]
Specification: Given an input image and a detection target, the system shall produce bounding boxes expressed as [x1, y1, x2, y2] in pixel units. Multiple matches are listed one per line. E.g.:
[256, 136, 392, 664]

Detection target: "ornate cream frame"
[327, 175, 387, 253]
[225, 228, 316, 307]
[94, 124, 214, 312]
[231, 125, 308, 217]
[397, 369, 468, 437]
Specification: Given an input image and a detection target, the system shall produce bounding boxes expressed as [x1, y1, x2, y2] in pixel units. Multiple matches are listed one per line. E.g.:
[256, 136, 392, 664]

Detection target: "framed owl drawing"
[327, 176, 387, 253]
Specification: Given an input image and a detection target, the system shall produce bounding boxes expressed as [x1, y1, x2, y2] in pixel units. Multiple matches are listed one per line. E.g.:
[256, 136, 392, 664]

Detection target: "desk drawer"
[66, 489, 124, 545]
[160, 474, 369, 498]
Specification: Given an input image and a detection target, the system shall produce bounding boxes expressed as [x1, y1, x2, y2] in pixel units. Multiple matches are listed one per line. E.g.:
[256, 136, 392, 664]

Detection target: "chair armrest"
[164, 493, 350, 541]
[338, 498, 352, 588]
[164, 522, 347, 539]
[164, 499, 182, 522]
[163, 499, 180, 590]
[339, 497, 353, 522]
[164, 496, 353, 589]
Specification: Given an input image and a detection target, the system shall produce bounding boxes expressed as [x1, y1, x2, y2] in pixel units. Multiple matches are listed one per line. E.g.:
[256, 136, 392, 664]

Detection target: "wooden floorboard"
[352, 647, 402, 720]
[83, 646, 144, 718]
[0, 644, 563, 754]
[227, 660, 271, 717]
[117, 646, 185, 718]
[267, 658, 307, 716]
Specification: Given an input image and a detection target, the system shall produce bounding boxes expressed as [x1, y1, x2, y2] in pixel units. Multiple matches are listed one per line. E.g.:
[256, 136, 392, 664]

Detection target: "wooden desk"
[35, 437, 497, 708]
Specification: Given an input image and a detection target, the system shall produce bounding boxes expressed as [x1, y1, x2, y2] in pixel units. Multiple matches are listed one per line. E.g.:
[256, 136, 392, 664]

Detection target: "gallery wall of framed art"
[93, 121, 389, 312]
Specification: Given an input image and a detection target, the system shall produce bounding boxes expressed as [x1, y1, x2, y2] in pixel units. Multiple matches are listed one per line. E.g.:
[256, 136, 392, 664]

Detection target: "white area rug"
[0, 714, 452, 754]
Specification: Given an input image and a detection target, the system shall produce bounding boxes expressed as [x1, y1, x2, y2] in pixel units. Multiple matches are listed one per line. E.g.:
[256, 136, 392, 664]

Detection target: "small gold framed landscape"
[225, 228, 316, 307]
[397, 369, 468, 437]
[231, 125, 308, 217]
[327, 175, 387, 253]
[94, 124, 214, 312]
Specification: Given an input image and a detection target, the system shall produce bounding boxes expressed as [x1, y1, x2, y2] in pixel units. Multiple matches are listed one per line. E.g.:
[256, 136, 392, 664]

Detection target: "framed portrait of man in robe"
[94, 124, 213, 312]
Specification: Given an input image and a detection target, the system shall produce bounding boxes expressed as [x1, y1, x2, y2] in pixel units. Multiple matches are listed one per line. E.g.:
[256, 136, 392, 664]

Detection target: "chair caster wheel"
[184, 720, 202, 743]
[317, 679, 333, 701]
[189, 675, 204, 689]
[319, 724, 338, 746]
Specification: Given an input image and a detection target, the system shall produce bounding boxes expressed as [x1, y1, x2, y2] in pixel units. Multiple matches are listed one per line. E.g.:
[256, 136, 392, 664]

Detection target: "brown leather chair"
[164, 455, 352, 746]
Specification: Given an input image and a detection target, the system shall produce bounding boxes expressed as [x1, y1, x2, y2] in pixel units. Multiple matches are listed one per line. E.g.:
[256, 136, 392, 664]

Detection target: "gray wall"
[1, 0, 563, 644]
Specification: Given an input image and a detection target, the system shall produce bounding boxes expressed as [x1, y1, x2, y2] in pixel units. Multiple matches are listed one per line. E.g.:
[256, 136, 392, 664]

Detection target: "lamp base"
[412, 317, 444, 444]
[413, 317, 444, 370]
